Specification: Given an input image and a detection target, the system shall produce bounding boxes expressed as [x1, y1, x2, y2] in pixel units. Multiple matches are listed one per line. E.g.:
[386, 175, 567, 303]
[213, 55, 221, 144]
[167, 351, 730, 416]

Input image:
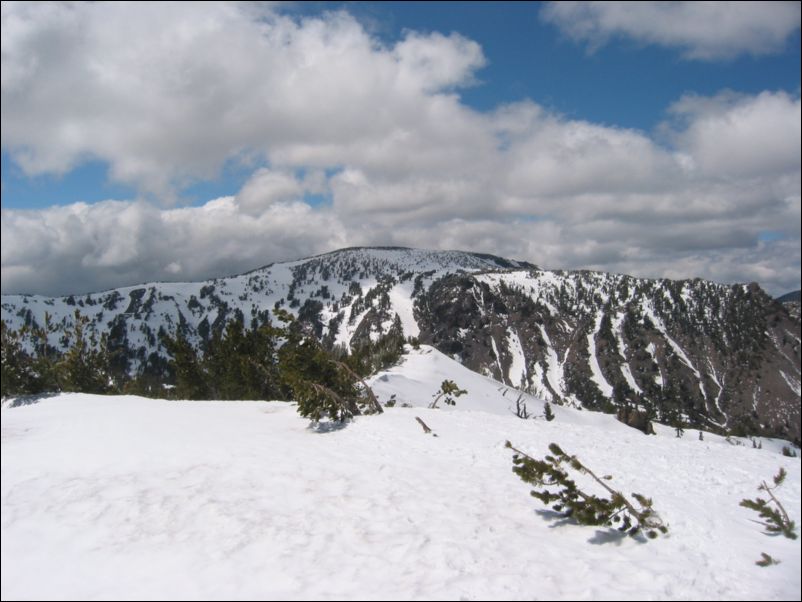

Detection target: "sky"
[1, 1, 800, 297]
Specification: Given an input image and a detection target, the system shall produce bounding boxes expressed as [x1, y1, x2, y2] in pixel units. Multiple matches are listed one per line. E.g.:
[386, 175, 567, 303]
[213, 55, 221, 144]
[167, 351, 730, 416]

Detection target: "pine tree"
[740, 467, 797, 540]
[29, 312, 61, 393]
[429, 379, 467, 408]
[755, 552, 780, 567]
[123, 369, 166, 398]
[3, 312, 121, 396]
[543, 402, 555, 421]
[282, 340, 361, 422]
[347, 321, 405, 377]
[203, 317, 282, 400]
[162, 315, 283, 401]
[277, 310, 382, 423]
[506, 441, 668, 539]
[57, 311, 114, 393]
[1, 322, 35, 396]
[162, 332, 209, 399]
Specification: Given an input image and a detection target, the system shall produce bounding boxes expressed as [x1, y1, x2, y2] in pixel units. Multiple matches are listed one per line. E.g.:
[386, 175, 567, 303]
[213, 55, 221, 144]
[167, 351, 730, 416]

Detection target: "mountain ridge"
[2, 246, 799, 440]
[777, 290, 801, 303]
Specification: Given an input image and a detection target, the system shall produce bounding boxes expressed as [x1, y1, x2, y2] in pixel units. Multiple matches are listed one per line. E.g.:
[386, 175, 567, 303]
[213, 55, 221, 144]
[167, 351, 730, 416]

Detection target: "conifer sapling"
[755, 552, 780, 567]
[740, 467, 797, 540]
[429, 379, 467, 409]
[506, 441, 668, 540]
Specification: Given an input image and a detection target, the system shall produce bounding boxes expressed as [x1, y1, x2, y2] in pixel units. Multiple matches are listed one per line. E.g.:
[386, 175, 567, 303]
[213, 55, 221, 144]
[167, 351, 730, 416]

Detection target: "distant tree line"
[1, 311, 116, 397]
[1, 309, 406, 422]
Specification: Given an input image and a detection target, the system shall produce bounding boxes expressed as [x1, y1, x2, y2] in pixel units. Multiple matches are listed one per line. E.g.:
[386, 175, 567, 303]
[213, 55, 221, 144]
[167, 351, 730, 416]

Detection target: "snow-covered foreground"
[2, 351, 801, 600]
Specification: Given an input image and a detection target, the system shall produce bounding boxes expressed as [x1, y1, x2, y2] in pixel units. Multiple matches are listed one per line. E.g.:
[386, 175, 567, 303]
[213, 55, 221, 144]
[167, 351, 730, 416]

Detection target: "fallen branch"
[415, 416, 437, 436]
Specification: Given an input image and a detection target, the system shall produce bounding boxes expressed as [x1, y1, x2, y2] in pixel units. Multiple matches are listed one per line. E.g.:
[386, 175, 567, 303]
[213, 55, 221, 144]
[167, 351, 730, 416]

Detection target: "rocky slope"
[778, 290, 801, 320]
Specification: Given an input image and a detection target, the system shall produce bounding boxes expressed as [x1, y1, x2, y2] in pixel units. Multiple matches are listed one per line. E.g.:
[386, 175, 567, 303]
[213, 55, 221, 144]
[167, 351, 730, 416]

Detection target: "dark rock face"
[414, 272, 800, 441]
[2, 247, 799, 440]
[616, 407, 655, 436]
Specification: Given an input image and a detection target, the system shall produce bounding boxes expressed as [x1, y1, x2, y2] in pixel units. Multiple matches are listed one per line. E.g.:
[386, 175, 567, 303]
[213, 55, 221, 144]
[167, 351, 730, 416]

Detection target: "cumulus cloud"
[1, 2, 800, 297]
[1, 2, 485, 198]
[667, 91, 801, 177]
[1, 197, 346, 295]
[541, 1, 801, 60]
[235, 168, 306, 216]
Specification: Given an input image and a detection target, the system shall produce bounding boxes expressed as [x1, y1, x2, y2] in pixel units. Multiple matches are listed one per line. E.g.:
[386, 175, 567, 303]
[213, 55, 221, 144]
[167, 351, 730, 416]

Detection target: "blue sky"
[1, 1, 800, 296]
[335, 1, 801, 123]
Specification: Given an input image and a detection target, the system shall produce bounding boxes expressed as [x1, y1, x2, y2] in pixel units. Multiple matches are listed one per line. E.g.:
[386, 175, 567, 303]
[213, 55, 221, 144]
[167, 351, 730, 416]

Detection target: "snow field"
[2, 348, 800, 600]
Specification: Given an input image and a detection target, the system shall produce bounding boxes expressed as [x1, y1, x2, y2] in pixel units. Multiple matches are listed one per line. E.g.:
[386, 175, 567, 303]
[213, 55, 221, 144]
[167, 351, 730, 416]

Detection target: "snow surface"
[612, 311, 643, 395]
[388, 283, 420, 339]
[368, 345, 543, 416]
[780, 370, 801, 397]
[539, 324, 565, 400]
[2, 347, 801, 601]
[505, 329, 528, 390]
[587, 315, 614, 398]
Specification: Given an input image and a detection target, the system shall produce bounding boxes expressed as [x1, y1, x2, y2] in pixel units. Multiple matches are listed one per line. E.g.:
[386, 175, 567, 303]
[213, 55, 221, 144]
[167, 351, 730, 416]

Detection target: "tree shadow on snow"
[535, 509, 650, 546]
[535, 509, 575, 528]
[3, 392, 60, 408]
[306, 419, 350, 433]
[587, 530, 631, 546]
[588, 527, 654, 545]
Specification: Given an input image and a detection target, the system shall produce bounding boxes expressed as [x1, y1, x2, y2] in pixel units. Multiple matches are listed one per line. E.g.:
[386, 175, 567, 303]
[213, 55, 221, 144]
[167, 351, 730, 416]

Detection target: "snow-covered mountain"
[1, 246, 799, 439]
[2, 347, 800, 600]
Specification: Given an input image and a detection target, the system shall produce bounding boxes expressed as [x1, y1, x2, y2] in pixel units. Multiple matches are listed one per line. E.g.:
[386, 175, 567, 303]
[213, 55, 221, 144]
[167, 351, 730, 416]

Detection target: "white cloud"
[1, 197, 346, 295]
[235, 168, 306, 216]
[499, 107, 679, 200]
[541, 1, 801, 60]
[1, 2, 486, 198]
[667, 91, 801, 177]
[393, 31, 485, 92]
[0, 3, 800, 297]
